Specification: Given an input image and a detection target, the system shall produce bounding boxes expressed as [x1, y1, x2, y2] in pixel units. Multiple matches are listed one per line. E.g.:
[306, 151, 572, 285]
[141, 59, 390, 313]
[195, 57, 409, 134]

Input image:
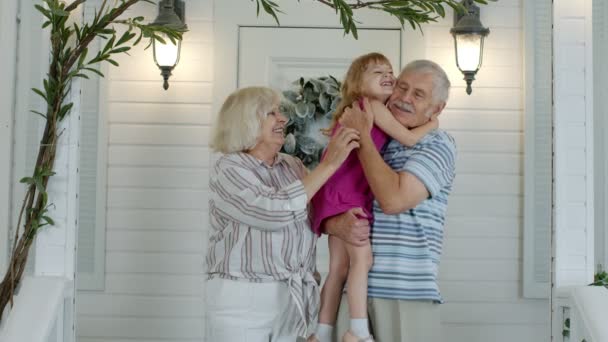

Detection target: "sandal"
[342, 330, 375, 342]
[306, 334, 320, 342]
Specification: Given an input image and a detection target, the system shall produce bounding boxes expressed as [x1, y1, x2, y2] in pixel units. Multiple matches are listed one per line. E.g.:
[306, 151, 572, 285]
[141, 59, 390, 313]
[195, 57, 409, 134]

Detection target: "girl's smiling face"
[360, 62, 395, 103]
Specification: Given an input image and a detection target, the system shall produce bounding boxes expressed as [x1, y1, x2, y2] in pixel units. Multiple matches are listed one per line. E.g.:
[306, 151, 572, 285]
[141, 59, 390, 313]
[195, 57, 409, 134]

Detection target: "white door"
[214, 1, 417, 278]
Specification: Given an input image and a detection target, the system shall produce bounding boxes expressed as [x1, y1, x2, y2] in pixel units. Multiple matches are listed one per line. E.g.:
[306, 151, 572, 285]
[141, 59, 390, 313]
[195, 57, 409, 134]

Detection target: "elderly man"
[325, 59, 456, 342]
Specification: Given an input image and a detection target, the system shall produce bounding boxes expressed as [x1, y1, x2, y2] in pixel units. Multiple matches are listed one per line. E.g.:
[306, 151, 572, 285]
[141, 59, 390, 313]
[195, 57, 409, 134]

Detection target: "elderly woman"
[205, 86, 360, 342]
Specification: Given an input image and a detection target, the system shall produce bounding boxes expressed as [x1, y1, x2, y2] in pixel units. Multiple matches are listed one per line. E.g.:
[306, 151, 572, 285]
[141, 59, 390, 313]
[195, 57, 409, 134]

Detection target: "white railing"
[0, 276, 73, 342]
[563, 286, 608, 342]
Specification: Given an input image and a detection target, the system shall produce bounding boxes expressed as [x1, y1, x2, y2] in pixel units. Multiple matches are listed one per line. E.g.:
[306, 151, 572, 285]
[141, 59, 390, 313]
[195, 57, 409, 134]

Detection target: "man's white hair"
[401, 60, 451, 105]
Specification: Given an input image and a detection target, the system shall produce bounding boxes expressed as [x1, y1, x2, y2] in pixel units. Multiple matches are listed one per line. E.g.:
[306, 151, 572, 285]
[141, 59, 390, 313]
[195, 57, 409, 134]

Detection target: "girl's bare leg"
[344, 241, 373, 339]
[310, 235, 350, 342]
[319, 235, 350, 324]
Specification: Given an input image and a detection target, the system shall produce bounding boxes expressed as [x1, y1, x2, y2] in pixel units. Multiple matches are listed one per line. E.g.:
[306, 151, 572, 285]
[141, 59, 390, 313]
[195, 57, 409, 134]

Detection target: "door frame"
[0, 0, 20, 273]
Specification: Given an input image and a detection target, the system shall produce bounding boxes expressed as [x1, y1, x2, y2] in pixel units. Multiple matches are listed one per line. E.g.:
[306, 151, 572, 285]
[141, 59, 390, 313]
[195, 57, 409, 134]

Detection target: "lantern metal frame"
[151, 0, 187, 90]
[450, 0, 490, 95]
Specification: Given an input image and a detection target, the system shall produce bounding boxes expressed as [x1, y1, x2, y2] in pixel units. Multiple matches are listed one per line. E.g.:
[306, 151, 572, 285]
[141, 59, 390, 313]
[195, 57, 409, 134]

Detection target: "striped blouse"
[206, 152, 318, 336]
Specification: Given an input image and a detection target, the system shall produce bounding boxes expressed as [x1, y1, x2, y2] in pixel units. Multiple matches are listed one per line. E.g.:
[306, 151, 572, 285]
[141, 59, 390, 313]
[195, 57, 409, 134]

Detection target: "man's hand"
[340, 97, 374, 134]
[324, 208, 370, 246]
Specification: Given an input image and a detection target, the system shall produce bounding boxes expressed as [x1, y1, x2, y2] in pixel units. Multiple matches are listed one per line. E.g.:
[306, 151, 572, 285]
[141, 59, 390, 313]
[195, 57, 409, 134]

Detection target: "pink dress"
[311, 123, 388, 235]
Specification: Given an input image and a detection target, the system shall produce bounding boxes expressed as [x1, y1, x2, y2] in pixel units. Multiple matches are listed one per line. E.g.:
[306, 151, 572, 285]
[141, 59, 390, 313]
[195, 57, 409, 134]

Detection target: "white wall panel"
[76, 1, 212, 341]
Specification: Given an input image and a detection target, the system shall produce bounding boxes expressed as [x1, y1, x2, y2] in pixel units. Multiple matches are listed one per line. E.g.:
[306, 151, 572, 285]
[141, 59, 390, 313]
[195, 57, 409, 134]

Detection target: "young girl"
[309, 53, 438, 342]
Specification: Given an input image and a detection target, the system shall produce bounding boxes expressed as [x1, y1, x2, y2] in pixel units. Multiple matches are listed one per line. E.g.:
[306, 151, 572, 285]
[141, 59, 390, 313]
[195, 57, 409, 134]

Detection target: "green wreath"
[280, 76, 342, 169]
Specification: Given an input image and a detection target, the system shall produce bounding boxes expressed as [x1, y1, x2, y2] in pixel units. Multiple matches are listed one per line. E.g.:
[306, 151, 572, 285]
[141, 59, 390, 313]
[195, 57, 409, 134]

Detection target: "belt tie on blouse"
[278, 266, 320, 337]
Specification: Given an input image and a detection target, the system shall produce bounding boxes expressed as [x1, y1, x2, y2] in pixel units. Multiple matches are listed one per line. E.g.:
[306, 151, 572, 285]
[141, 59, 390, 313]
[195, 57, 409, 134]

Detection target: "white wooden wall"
[1, 0, 78, 339]
[425, 0, 550, 340]
[76, 0, 213, 341]
[75, 0, 551, 341]
[35, 81, 80, 280]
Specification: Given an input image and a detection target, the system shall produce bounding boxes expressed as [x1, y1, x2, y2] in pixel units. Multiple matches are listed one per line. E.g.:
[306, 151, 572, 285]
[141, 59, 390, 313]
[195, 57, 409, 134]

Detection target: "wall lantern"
[450, 0, 490, 95]
[152, 0, 187, 90]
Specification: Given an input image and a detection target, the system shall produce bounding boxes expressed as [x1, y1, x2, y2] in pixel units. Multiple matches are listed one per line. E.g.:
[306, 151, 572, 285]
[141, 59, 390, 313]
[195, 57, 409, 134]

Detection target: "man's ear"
[432, 102, 447, 116]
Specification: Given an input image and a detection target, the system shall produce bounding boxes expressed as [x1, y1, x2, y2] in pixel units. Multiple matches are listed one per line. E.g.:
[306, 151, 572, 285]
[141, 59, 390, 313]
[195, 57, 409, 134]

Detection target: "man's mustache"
[392, 101, 414, 113]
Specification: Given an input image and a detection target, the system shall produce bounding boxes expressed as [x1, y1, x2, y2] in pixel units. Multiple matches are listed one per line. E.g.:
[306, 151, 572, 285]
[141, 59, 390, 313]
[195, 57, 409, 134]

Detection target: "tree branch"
[64, 0, 140, 76]
[315, 0, 335, 8]
[64, 0, 86, 12]
[349, 1, 395, 9]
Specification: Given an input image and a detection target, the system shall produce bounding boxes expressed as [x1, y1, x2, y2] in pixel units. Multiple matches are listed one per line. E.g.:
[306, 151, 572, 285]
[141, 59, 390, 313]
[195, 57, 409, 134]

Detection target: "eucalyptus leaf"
[298, 135, 322, 155]
[325, 83, 340, 96]
[295, 102, 309, 118]
[307, 78, 325, 93]
[319, 92, 330, 112]
[283, 90, 299, 103]
[305, 103, 316, 118]
[303, 87, 318, 102]
[330, 97, 340, 111]
[283, 133, 296, 154]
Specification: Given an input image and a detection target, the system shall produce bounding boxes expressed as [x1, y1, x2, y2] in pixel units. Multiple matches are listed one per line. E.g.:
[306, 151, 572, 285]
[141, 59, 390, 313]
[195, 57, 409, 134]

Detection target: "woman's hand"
[300, 127, 359, 200]
[322, 126, 360, 169]
[339, 97, 374, 134]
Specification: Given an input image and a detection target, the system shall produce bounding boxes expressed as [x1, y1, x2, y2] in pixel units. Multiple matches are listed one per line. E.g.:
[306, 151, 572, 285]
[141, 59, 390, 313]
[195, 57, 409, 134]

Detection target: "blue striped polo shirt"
[368, 129, 456, 303]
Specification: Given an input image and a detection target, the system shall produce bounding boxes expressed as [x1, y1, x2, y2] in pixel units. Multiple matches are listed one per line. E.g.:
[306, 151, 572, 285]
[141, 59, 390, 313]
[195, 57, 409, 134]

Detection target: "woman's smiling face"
[257, 104, 288, 149]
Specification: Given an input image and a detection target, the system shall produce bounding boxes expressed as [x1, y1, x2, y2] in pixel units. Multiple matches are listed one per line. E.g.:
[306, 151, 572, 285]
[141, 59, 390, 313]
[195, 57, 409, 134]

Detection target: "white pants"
[205, 278, 300, 342]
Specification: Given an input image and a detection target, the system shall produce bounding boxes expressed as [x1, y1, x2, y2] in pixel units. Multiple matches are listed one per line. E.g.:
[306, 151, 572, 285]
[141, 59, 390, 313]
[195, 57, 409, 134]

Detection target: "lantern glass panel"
[154, 35, 180, 68]
[455, 33, 482, 72]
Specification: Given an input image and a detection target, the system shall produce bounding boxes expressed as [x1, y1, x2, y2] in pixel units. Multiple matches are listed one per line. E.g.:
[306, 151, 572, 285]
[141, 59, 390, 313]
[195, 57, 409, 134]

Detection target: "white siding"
[76, 0, 551, 341]
[34, 77, 80, 279]
[426, 0, 551, 339]
[523, 0, 552, 299]
[75, 0, 212, 341]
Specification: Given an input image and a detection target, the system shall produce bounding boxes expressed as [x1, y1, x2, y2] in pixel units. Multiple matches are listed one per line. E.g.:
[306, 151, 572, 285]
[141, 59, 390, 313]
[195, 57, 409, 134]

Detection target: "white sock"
[315, 323, 334, 342]
[350, 318, 370, 338]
